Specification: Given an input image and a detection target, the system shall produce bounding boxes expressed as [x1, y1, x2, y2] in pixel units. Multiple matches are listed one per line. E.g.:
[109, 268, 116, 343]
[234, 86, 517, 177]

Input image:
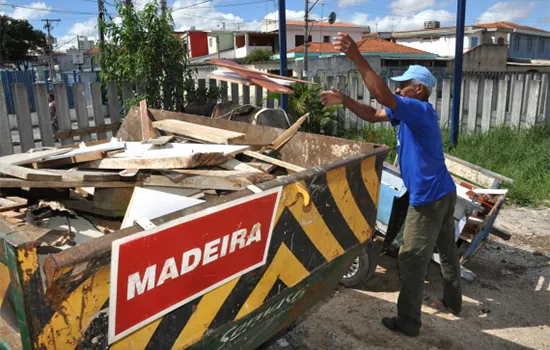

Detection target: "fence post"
[467, 77, 479, 132]
[350, 76, 359, 131]
[231, 83, 239, 104]
[542, 73, 550, 126]
[220, 81, 228, 102]
[526, 80, 541, 127]
[510, 75, 524, 128]
[72, 82, 92, 142]
[53, 83, 73, 146]
[33, 83, 55, 147]
[337, 75, 346, 134]
[254, 86, 263, 107]
[0, 84, 14, 155]
[107, 81, 121, 125]
[12, 83, 35, 151]
[91, 82, 107, 140]
[429, 77, 438, 111]
[481, 78, 494, 132]
[242, 85, 250, 105]
[440, 78, 452, 128]
[495, 76, 507, 126]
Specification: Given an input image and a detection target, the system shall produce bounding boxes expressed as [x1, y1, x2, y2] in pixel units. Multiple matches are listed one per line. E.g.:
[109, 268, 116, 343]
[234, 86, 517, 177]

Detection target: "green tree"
[0, 15, 47, 70]
[243, 48, 273, 64]
[99, 2, 192, 111]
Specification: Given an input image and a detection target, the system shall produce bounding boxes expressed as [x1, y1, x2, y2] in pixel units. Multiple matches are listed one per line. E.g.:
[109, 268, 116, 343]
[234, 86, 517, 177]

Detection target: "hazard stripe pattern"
[32, 156, 381, 350]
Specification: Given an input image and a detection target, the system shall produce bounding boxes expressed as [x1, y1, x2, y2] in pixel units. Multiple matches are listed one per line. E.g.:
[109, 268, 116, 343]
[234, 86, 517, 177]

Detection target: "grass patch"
[346, 125, 550, 207]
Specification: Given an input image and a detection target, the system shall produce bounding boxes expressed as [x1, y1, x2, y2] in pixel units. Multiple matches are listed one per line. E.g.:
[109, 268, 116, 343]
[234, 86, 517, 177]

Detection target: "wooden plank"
[445, 153, 513, 188]
[12, 83, 35, 151]
[209, 75, 252, 87]
[83, 152, 230, 170]
[243, 150, 305, 173]
[107, 81, 121, 124]
[207, 59, 313, 84]
[254, 85, 263, 107]
[0, 85, 14, 156]
[525, 79, 540, 127]
[140, 99, 150, 141]
[152, 119, 245, 144]
[242, 85, 251, 105]
[0, 162, 62, 181]
[0, 148, 71, 165]
[219, 159, 262, 173]
[121, 186, 204, 229]
[145, 172, 272, 191]
[511, 75, 524, 128]
[61, 199, 127, 218]
[32, 151, 106, 169]
[91, 82, 107, 140]
[0, 196, 27, 213]
[53, 83, 73, 145]
[247, 161, 276, 173]
[45, 169, 122, 181]
[495, 77, 507, 126]
[429, 77, 438, 109]
[467, 77, 479, 132]
[272, 113, 309, 150]
[441, 78, 452, 127]
[231, 83, 239, 104]
[209, 61, 293, 94]
[55, 123, 121, 140]
[33, 83, 55, 147]
[94, 187, 134, 211]
[0, 178, 141, 188]
[71, 82, 92, 143]
[481, 79, 494, 132]
[171, 169, 273, 179]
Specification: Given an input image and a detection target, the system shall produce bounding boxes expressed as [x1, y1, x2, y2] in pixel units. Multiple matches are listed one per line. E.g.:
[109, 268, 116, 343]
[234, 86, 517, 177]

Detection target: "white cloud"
[9, 2, 51, 20]
[55, 18, 98, 51]
[348, 9, 455, 32]
[389, 0, 436, 14]
[172, 0, 261, 31]
[338, 0, 368, 7]
[477, 2, 535, 23]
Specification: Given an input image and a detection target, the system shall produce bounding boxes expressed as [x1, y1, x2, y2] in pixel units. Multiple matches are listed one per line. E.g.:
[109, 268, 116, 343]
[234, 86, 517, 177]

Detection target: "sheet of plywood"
[145, 172, 272, 191]
[0, 163, 62, 181]
[153, 119, 246, 145]
[46, 169, 122, 181]
[111, 142, 249, 157]
[32, 151, 106, 169]
[121, 186, 204, 229]
[0, 178, 140, 188]
[0, 149, 71, 166]
[84, 152, 230, 170]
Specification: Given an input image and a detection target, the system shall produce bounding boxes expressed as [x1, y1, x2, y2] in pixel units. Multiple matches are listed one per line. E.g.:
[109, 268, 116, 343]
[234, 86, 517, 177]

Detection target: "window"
[323, 35, 330, 43]
[527, 37, 534, 51]
[209, 38, 213, 47]
[470, 36, 478, 48]
[497, 37, 505, 45]
[539, 38, 545, 53]
[514, 36, 520, 51]
[295, 35, 312, 47]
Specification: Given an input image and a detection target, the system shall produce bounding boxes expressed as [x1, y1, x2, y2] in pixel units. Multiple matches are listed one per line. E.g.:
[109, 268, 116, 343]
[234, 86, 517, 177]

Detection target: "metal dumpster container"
[0, 107, 389, 349]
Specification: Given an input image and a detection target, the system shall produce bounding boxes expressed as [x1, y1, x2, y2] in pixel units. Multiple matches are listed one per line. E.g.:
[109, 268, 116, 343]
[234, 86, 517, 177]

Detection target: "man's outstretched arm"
[320, 88, 390, 123]
[333, 33, 397, 112]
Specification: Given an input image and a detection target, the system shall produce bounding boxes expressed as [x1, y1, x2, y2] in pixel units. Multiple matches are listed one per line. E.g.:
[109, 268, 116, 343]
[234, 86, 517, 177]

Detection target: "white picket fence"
[1, 70, 549, 156]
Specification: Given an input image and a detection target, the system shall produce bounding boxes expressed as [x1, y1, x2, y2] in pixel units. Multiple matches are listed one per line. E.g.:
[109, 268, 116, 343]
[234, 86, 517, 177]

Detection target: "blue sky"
[1, 0, 548, 51]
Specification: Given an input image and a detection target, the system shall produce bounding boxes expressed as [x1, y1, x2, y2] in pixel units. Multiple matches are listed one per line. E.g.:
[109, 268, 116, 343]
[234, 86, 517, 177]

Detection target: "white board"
[121, 187, 205, 229]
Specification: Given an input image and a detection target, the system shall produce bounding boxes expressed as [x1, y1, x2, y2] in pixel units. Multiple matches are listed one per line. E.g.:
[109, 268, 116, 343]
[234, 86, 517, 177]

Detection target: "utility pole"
[125, 0, 132, 6]
[97, 0, 105, 72]
[160, 0, 167, 16]
[42, 19, 60, 81]
[278, 0, 288, 111]
[303, 0, 309, 77]
[450, 0, 467, 146]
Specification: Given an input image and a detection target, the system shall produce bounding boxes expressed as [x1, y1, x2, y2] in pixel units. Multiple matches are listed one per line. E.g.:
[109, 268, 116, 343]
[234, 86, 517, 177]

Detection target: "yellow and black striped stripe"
[8, 154, 382, 350]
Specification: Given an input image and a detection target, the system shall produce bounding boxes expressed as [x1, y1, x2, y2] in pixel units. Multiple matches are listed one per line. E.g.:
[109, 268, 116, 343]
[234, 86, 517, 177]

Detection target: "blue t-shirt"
[385, 94, 456, 206]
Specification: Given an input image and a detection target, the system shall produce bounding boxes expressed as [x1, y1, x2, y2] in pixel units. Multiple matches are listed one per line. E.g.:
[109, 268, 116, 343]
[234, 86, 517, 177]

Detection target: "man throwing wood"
[320, 33, 462, 337]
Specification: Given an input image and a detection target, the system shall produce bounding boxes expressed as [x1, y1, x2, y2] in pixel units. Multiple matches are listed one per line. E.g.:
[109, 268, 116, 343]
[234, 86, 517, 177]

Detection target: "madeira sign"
[109, 187, 282, 343]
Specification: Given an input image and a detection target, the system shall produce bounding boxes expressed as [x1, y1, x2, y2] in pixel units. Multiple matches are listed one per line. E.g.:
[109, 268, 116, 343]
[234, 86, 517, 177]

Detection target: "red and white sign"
[108, 187, 282, 343]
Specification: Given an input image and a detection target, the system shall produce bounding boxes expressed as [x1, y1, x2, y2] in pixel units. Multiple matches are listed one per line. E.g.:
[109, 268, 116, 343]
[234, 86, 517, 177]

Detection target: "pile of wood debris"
[0, 107, 309, 253]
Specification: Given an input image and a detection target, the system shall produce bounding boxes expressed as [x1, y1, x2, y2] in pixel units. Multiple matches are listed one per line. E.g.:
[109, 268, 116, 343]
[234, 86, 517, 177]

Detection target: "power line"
[0, 3, 96, 16]
[177, 0, 270, 11]
[172, 0, 213, 13]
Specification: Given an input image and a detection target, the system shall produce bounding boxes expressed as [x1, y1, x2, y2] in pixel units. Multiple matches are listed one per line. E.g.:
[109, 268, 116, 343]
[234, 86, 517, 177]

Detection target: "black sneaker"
[381, 317, 419, 337]
[441, 299, 461, 316]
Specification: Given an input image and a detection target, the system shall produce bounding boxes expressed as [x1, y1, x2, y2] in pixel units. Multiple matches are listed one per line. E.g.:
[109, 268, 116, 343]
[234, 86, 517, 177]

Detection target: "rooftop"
[285, 20, 369, 29]
[473, 21, 549, 33]
[288, 38, 432, 55]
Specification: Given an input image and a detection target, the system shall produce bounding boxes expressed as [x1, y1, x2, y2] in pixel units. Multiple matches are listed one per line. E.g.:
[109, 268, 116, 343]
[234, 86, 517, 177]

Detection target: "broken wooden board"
[94, 188, 135, 212]
[55, 123, 121, 140]
[243, 150, 305, 173]
[169, 169, 269, 177]
[119, 169, 140, 178]
[219, 159, 262, 173]
[111, 142, 249, 157]
[247, 161, 277, 173]
[121, 187, 204, 229]
[0, 178, 141, 188]
[145, 172, 274, 191]
[271, 113, 310, 151]
[32, 151, 106, 169]
[140, 99, 151, 141]
[207, 59, 314, 85]
[84, 152, 231, 170]
[152, 119, 246, 145]
[0, 197, 27, 213]
[0, 148, 71, 166]
[45, 141, 126, 161]
[142, 135, 174, 146]
[45, 169, 123, 182]
[0, 162, 62, 181]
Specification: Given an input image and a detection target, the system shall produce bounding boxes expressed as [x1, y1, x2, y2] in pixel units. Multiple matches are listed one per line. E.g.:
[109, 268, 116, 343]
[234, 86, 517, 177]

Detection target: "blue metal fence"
[0, 70, 36, 114]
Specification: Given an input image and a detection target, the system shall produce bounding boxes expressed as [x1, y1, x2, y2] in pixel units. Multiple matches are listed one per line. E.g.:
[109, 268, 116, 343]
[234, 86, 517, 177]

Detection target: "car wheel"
[340, 240, 378, 287]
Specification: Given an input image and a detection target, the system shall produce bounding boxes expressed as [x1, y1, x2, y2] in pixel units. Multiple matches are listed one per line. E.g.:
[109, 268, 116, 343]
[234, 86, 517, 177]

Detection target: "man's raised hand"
[333, 32, 360, 60]
[320, 88, 345, 108]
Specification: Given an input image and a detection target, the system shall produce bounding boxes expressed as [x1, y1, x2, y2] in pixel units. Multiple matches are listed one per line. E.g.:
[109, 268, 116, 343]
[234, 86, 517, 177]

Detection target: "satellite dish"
[328, 12, 337, 25]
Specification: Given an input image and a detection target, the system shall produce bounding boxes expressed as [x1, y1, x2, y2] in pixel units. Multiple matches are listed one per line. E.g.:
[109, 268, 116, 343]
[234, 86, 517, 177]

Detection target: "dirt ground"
[262, 207, 550, 350]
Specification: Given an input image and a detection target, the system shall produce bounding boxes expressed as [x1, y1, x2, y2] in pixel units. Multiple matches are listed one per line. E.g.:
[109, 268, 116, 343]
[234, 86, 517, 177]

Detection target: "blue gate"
[0, 70, 36, 114]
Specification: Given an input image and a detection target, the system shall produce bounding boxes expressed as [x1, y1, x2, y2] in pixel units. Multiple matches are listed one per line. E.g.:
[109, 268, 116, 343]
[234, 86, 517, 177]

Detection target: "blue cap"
[390, 65, 436, 89]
